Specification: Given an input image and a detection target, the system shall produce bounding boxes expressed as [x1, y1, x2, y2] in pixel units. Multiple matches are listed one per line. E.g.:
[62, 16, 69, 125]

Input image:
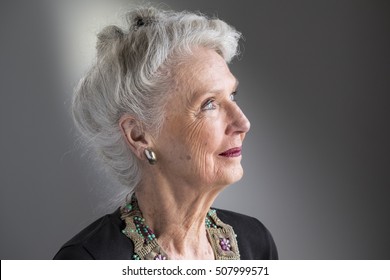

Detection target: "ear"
[119, 114, 151, 160]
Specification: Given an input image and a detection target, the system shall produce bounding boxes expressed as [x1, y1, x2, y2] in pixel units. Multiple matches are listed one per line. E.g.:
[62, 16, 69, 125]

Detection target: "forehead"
[174, 48, 237, 98]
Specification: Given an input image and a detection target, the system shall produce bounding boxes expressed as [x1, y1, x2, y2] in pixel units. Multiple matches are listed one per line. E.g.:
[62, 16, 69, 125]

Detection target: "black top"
[54, 208, 278, 260]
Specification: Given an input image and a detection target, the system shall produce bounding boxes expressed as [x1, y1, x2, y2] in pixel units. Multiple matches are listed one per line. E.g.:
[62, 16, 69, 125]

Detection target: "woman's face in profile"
[154, 47, 250, 189]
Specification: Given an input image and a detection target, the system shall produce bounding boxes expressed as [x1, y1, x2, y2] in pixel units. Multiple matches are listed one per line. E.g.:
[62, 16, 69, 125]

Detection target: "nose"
[225, 103, 251, 136]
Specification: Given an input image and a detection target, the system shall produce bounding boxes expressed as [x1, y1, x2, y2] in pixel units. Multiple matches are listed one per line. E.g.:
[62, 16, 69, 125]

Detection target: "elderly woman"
[54, 7, 277, 260]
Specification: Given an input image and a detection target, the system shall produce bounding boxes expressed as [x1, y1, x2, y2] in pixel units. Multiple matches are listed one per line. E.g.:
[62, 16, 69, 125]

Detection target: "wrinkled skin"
[123, 47, 251, 259]
[153, 47, 251, 192]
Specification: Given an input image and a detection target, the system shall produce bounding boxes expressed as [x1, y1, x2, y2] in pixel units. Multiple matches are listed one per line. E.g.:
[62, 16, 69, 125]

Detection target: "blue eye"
[202, 99, 216, 110]
[230, 91, 237, 102]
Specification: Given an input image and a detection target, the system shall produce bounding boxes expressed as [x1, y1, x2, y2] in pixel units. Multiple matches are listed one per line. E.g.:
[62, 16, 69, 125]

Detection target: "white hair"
[72, 7, 241, 192]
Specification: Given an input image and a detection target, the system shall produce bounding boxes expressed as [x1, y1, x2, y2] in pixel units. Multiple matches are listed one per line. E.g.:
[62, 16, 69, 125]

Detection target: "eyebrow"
[188, 77, 240, 105]
[211, 77, 239, 96]
[233, 78, 240, 91]
[203, 77, 239, 95]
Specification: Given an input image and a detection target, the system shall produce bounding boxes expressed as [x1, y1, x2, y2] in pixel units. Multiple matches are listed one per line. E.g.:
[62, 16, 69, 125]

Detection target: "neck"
[134, 172, 222, 259]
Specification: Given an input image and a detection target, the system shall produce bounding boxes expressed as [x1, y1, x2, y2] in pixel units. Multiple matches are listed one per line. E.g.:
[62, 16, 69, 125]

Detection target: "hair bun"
[96, 25, 124, 57]
[133, 16, 155, 30]
[127, 7, 159, 30]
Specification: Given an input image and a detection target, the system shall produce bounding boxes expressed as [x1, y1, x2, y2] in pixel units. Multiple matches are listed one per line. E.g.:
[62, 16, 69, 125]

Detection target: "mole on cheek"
[186, 155, 191, 160]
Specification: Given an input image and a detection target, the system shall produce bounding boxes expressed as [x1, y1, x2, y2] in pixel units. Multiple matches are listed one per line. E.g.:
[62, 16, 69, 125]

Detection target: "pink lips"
[219, 147, 242, 157]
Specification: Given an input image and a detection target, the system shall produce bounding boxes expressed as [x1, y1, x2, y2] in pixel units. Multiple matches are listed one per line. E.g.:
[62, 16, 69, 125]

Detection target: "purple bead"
[154, 254, 167, 260]
[219, 238, 231, 251]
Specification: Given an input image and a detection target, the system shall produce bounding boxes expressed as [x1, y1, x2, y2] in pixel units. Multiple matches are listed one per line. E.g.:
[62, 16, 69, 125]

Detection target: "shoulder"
[53, 209, 133, 260]
[215, 208, 278, 260]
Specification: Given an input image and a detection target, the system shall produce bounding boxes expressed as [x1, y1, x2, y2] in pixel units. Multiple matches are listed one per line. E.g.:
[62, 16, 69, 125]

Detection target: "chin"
[219, 165, 244, 186]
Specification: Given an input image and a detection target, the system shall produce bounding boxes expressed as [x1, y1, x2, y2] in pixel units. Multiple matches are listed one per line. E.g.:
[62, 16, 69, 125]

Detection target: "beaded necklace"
[120, 194, 240, 260]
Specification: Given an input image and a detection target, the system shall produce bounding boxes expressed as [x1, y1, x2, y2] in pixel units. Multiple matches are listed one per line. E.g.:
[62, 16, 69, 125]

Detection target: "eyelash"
[230, 91, 237, 102]
[202, 99, 216, 110]
[201, 91, 238, 111]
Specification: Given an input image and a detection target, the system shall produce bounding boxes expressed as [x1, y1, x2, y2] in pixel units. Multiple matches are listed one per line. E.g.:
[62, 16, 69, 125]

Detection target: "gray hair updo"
[72, 7, 241, 191]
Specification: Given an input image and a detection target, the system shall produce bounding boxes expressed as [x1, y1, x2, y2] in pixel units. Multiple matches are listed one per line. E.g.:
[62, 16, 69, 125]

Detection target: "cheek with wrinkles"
[182, 117, 229, 187]
[182, 119, 219, 184]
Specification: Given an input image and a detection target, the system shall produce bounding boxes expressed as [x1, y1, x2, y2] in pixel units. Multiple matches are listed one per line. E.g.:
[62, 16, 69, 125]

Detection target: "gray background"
[1, 0, 389, 259]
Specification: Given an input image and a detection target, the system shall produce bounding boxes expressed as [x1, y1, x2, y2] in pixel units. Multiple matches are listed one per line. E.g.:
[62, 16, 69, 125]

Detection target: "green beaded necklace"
[120, 194, 240, 260]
